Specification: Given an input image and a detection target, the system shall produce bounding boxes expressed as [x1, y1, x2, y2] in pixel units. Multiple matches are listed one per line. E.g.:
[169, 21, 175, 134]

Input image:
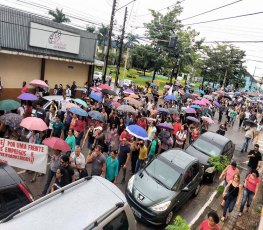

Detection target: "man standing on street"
[247, 144, 262, 173]
[70, 146, 86, 180]
[86, 145, 106, 176]
[71, 81, 77, 98]
[118, 138, 131, 184]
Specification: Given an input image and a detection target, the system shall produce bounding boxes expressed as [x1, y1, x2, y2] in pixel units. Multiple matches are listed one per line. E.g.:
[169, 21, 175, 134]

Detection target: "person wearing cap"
[247, 144, 262, 173]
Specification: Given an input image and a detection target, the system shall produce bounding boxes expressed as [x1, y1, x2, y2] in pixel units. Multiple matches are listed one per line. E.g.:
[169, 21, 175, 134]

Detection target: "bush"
[208, 155, 230, 172]
[217, 185, 224, 194]
[165, 216, 190, 230]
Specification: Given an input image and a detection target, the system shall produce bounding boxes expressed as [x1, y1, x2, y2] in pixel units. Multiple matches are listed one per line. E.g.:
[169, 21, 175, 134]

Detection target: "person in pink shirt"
[200, 211, 220, 230]
[21, 81, 28, 93]
[239, 169, 260, 216]
[220, 161, 240, 187]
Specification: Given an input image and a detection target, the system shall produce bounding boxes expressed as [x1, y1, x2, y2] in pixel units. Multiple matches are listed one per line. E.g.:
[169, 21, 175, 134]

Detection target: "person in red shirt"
[172, 117, 181, 147]
[119, 130, 132, 141]
[200, 211, 220, 230]
[21, 81, 28, 93]
[137, 117, 147, 129]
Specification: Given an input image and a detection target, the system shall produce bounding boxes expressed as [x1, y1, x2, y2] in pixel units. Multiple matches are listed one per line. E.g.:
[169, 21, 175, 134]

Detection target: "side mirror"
[182, 186, 189, 192]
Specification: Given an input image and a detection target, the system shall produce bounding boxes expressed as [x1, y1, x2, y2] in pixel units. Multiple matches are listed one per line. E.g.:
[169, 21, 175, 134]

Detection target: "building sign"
[0, 138, 48, 174]
[29, 22, 80, 54]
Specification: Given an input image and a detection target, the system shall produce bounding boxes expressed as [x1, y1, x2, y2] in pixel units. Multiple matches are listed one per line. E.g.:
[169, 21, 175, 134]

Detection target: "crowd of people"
[0, 79, 262, 228]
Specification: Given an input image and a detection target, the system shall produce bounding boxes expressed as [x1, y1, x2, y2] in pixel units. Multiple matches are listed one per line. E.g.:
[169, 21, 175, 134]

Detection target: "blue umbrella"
[90, 91, 103, 102]
[87, 110, 105, 122]
[126, 125, 148, 140]
[74, 98, 88, 107]
[168, 108, 178, 115]
[164, 95, 176, 101]
[69, 107, 88, 117]
[157, 107, 169, 113]
[199, 90, 205, 95]
[151, 83, 157, 87]
[190, 105, 200, 109]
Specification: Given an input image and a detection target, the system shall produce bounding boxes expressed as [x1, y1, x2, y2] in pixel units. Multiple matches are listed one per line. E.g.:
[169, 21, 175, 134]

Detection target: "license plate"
[131, 207, 141, 218]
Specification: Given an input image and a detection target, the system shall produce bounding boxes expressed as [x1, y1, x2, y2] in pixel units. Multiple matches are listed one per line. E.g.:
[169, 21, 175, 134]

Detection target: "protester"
[105, 150, 119, 183]
[247, 144, 262, 173]
[118, 138, 131, 184]
[51, 167, 66, 192]
[86, 145, 106, 176]
[135, 141, 148, 173]
[60, 155, 75, 185]
[70, 146, 86, 180]
[200, 211, 220, 230]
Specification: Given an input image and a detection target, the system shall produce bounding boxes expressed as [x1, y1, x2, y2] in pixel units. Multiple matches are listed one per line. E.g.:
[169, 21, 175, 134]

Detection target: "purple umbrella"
[123, 89, 134, 95]
[157, 122, 174, 130]
[186, 116, 200, 123]
[185, 108, 196, 114]
[213, 101, 221, 107]
[17, 93, 38, 101]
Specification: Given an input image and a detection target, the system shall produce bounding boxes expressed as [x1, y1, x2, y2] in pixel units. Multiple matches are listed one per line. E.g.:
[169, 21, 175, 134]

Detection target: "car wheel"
[165, 211, 173, 225]
[193, 184, 201, 197]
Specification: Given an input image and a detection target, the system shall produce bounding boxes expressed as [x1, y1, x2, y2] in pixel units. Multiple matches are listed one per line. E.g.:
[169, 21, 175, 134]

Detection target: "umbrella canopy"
[29, 79, 48, 89]
[150, 83, 157, 87]
[146, 117, 156, 122]
[164, 85, 171, 89]
[157, 107, 169, 114]
[63, 102, 79, 109]
[69, 107, 88, 117]
[111, 101, 120, 108]
[186, 116, 200, 123]
[129, 94, 140, 99]
[244, 119, 257, 127]
[117, 105, 136, 113]
[192, 100, 206, 106]
[185, 93, 194, 99]
[213, 101, 221, 107]
[203, 95, 213, 100]
[42, 137, 71, 152]
[199, 90, 205, 95]
[201, 98, 211, 105]
[164, 95, 177, 101]
[126, 125, 148, 140]
[89, 91, 103, 102]
[90, 86, 100, 92]
[101, 88, 117, 96]
[87, 111, 105, 123]
[157, 122, 174, 130]
[124, 97, 141, 108]
[17, 93, 38, 101]
[185, 108, 196, 114]
[20, 117, 48, 131]
[201, 116, 214, 124]
[74, 98, 88, 107]
[168, 108, 178, 115]
[190, 105, 201, 109]
[123, 89, 134, 95]
[0, 100, 20, 111]
[97, 84, 112, 90]
[0, 113, 22, 129]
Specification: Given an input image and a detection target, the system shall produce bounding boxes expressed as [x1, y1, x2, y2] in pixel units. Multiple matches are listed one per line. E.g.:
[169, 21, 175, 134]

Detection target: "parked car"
[93, 71, 102, 81]
[0, 176, 136, 230]
[0, 163, 34, 220]
[185, 131, 235, 182]
[125, 149, 203, 226]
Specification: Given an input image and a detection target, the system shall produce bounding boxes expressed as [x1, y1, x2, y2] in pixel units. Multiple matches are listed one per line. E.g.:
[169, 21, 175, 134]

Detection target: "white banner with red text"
[0, 138, 48, 174]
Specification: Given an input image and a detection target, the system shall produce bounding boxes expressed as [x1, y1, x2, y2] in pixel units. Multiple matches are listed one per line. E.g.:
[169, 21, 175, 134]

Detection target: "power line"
[184, 11, 263, 26]
[246, 59, 263, 64]
[204, 41, 263, 43]
[181, 0, 243, 21]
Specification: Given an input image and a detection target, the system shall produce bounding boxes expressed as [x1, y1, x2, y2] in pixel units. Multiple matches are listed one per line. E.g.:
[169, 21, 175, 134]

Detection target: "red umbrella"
[42, 137, 71, 152]
[90, 86, 100, 92]
[112, 101, 120, 108]
[29, 79, 48, 89]
[20, 117, 48, 131]
[97, 84, 112, 90]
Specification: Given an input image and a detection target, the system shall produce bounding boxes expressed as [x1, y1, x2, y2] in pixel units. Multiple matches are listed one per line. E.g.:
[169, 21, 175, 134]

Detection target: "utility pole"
[102, 0, 117, 84]
[115, 7, 128, 86]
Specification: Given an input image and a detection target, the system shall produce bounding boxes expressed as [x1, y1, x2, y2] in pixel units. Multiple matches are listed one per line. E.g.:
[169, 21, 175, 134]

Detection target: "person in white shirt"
[70, 145, 86, 179]
[65, 84, 71, 97]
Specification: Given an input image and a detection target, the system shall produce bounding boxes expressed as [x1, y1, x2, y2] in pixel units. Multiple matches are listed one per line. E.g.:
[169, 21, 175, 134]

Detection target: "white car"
[93, 71, 102, 81]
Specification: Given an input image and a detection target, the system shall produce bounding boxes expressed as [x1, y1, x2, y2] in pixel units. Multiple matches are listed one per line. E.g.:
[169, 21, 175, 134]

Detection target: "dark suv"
[0, 163, 34, 220]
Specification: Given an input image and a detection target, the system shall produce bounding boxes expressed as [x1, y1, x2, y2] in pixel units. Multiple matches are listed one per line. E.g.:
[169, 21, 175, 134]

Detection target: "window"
[192, 163, 199, 177]
[103, 211, 129, 230]
[182, 168, 193, 188]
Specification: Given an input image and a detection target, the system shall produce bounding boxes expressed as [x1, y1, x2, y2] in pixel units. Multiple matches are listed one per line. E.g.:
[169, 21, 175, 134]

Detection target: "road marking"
[189, 181, 224, 227]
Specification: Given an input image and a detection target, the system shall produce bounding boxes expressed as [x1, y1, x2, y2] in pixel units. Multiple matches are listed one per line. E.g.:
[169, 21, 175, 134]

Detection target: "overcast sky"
[1, 0, 263, 78]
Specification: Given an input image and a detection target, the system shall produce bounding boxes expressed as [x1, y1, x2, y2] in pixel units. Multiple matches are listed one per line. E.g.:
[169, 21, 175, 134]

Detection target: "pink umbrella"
[29, 79, 48, 89]
[64, 102, 79, 109]
[192, 100, 206, 106]
[90, 86, 100, 92]
[20, 117, 48, 131]
[185, 108, 196, 113]
[201, 116, 214, 124]
[112, 101, 120, 108]
[97, 84, 112, 90]
[43, 137, 71, 152]
[201, 98, 211, 105]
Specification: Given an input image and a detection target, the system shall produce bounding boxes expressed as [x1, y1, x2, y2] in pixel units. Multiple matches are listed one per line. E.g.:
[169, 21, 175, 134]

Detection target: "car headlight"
[151, 201, 171, 212]
[205, 167, 215, 174]
[127, 175, 135, 193]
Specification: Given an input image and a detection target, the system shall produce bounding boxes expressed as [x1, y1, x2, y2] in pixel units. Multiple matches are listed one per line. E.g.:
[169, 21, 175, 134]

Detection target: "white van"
[0, 176, 136, 230]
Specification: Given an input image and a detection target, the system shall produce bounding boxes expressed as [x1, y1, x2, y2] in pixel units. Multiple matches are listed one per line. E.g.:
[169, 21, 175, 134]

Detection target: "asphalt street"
[15, 113, 252, 229]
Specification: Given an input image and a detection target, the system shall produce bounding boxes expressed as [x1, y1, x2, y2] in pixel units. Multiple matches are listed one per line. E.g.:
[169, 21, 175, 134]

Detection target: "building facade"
[0, 6, 97, 99]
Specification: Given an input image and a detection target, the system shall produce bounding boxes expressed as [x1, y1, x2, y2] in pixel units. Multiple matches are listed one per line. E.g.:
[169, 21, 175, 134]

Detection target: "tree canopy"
[48, 8, 71, 23]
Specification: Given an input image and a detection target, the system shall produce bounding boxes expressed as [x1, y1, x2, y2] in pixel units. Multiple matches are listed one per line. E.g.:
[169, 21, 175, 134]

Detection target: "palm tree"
[86, 25, 96, 33]
[48, 8, 71, 23]
[124, 33, 139, 49]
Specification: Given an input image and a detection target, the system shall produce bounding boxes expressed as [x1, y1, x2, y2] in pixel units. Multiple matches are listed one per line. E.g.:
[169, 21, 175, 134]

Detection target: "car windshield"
[192, 138, 221, 157]
[145, 158, 180, 190]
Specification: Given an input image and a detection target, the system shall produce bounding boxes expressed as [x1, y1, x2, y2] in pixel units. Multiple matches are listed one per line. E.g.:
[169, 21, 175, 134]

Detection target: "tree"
[124, 33, 139, 49]
[201, 44, 246, 88]
[97, 24, 109, 50]
[48, 8, 71, 23]
[86, 25, 96, 33]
